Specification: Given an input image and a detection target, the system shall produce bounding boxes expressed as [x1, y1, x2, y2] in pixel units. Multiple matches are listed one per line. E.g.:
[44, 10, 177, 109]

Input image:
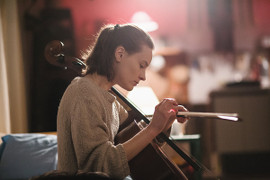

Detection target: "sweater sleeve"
[115, 100, 129, 125]
[70, 97, 130, 179]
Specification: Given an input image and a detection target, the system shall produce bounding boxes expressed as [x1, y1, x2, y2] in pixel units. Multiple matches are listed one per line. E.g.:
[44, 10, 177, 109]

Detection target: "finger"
[175, 105, 189, 112]
[175, 105, 189, 123]
[177, 117, 188, 123]
[160, 98, 178, 106]
[169, 105, 187, 117]
[169, 108, 176, 114]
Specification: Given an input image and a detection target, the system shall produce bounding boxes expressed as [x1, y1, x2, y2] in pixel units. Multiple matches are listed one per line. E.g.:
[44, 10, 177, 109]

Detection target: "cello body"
[114, 95, 188, 180]
[115, 119, 187, 180]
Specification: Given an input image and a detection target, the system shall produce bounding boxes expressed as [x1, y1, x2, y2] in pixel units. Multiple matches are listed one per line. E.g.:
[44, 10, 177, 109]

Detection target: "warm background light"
[127, 86, 159, 115]
[130, 11, 159, 32]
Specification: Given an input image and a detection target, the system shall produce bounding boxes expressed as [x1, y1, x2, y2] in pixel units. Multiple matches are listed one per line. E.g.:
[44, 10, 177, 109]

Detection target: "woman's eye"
[140, 64, 144, 68]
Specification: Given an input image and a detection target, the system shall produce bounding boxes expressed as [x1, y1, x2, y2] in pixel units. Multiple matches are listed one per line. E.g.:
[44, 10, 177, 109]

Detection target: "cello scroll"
[44, 40, 87, 74]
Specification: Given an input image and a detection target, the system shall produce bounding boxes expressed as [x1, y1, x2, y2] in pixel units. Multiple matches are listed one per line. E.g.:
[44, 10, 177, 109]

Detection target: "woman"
[57, 24, 188, 179]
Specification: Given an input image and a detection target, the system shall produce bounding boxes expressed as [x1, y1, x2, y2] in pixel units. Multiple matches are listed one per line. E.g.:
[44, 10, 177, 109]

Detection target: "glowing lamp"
[130, 11, 159, 32]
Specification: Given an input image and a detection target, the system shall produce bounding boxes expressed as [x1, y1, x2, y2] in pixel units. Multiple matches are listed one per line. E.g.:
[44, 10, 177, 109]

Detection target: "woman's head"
[83, 24, 154, 82]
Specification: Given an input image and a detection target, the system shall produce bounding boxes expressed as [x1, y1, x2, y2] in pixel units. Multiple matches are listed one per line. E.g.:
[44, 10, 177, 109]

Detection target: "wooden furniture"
[210, 86, 270, 176]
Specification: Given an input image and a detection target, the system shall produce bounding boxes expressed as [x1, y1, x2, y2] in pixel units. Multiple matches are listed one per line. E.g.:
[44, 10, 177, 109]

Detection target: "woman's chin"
[125, 86, 134, 91]
[118, 84, 134, 91]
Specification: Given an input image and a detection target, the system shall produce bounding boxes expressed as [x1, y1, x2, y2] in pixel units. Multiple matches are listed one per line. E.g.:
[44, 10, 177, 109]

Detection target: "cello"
[45, 40, 228, 180]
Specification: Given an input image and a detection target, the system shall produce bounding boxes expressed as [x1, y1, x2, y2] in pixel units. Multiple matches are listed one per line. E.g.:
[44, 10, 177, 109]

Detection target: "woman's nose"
[139, 70, 146, 81]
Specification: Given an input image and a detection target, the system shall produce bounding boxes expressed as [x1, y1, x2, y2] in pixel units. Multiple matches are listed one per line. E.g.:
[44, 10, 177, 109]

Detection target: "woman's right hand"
[123, 98, 188, 161]
[148, 98, 188, 135]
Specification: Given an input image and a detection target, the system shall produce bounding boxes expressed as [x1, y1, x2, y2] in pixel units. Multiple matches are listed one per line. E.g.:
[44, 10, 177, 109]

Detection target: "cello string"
[111, 87, 202, 171]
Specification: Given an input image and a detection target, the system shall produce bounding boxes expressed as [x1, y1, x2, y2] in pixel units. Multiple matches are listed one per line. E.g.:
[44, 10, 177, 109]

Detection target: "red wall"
[254, 0, 270, 34]
[58, 0, 270, 55]
[59, 0, 188, 55]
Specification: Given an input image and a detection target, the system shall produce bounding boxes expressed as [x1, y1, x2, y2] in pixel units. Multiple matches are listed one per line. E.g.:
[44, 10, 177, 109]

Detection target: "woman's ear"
[115, 46, 125, 63]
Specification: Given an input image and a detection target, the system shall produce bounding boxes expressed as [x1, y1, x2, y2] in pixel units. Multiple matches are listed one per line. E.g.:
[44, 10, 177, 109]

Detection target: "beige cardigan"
[57, 76, 130, 179]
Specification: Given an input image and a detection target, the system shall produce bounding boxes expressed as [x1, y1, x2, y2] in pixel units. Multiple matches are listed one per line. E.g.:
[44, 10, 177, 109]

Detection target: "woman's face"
[114, 45, 152, 91]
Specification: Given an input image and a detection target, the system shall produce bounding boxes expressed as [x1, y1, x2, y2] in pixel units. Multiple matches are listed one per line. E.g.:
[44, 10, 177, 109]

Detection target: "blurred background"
[1, 0, 270, 179]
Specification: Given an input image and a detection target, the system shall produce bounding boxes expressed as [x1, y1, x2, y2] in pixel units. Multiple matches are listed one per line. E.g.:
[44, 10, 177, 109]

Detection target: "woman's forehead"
[134, 44, 152, 55]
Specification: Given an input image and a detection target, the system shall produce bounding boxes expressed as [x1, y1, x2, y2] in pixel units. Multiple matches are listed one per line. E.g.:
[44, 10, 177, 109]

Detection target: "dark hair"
[83, 24, 154, 81]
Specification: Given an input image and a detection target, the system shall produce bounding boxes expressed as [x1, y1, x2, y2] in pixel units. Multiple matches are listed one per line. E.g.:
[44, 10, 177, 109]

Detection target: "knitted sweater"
[57, 76, 130, 179]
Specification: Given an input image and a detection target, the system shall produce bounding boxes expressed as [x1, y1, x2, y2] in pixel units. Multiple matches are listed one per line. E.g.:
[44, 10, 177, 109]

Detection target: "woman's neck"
[85, 73, 113, 91]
